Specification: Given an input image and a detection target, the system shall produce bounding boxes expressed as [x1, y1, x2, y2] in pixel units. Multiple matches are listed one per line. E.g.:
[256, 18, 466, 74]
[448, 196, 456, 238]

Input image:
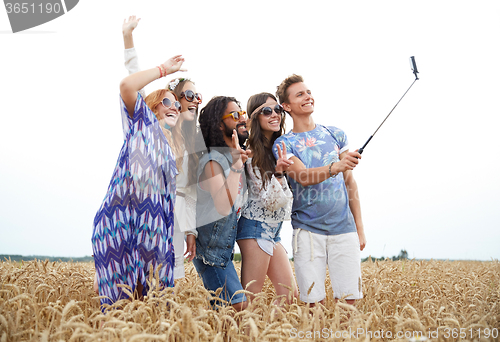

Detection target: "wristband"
[274, 172, 286, 179]
[158, 64, 167, 78]
[328, 161, 337, 178]
[230, 165, 244, 173]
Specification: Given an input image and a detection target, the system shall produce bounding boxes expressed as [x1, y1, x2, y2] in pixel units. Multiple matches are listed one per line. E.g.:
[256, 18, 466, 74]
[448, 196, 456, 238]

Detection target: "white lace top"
[241, 158, 292, 223]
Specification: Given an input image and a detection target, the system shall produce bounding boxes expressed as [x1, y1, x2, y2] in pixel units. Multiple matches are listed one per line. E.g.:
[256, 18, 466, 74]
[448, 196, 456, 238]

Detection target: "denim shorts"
[192, 258, 246, 306]
[236, 217, 282, 256]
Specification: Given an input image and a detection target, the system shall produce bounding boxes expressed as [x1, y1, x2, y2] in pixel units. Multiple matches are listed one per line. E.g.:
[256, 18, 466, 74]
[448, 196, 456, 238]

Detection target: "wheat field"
[0, 259, 498, 341]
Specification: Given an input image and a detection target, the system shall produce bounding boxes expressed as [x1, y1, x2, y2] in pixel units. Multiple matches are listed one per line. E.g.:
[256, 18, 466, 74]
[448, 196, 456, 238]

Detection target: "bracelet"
[328, 161, 337, 178]
[274, 172, 286, 179]
[230, 165, 244, 173]
[158, 64, 167, 78]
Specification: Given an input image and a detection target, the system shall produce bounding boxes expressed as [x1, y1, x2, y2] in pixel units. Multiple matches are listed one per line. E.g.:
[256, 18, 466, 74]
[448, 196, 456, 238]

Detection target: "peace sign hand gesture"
[275, 141, 293, 174]
[230, 129, 250, 168]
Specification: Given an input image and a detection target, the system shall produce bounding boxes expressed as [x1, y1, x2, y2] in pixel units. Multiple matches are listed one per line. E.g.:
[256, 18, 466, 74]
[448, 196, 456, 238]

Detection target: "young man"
[193, 96, 249, 311]
[273, 74, 366, 306]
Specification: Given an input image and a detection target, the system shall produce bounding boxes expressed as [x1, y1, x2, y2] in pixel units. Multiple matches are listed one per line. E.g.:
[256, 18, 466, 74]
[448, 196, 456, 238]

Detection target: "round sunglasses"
[161, 97, 181, 111]
[260, 104, 284, 116]
[180, 90, 202, 104]
[222, 110, 247, 121]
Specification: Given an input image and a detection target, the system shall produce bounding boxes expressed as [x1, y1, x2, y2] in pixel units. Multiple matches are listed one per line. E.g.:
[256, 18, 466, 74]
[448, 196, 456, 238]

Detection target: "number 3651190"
[5, 3, 62, 14]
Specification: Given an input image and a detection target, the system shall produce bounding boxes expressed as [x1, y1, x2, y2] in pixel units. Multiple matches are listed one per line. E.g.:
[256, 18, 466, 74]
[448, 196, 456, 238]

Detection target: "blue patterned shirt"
[272, 125, 356, 235]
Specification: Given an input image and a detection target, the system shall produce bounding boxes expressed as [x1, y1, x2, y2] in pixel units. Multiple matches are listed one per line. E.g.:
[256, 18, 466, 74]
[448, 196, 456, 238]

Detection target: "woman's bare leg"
[237, 239, 271, 301]
[267, 242, 298, 305]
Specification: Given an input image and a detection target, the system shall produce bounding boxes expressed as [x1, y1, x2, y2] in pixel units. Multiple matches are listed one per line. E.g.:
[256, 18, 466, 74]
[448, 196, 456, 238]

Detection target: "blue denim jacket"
[195, 148, 246, 268]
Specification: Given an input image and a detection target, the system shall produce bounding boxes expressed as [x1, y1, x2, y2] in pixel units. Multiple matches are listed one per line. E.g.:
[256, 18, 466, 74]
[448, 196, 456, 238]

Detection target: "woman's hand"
[122, 15, 140, 37]
[162, 55, 187, 75]
[122, 15, 140, 49]
[275, 141, 293, 174]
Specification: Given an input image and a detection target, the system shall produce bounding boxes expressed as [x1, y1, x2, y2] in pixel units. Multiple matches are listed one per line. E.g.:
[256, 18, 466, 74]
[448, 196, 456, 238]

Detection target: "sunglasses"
[180, 90, 202, 104]
[161, 97, 181, 111]
[260, 104, 284, 116]
[222, 110, 247, 121]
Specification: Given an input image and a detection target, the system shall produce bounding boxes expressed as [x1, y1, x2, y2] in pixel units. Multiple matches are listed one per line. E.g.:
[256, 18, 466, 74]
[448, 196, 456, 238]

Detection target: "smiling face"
[282, 82, 314, 116]
[257, 97, 282, 138]
[178, 81, 200, 122]
[156, 92, 180, 128]
[221, 101, 248, 142]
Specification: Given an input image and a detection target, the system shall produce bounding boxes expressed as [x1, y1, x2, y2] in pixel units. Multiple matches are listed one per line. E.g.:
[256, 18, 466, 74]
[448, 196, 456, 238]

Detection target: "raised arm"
[285, 149, 361, 187]
[122, 16, 146, 98]
[120, 55, 186, 116]
[123, 16, 140, 49]
[198, 131, 249, 216]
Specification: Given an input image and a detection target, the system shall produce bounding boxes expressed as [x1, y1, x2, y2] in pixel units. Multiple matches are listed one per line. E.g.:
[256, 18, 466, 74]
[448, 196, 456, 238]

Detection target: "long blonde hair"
[145, 89, 184, 172]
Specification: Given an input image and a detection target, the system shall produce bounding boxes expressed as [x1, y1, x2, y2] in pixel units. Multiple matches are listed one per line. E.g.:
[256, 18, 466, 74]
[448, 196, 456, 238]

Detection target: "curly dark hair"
[198, 96, 240, 152]
[246, 92, 285, 185]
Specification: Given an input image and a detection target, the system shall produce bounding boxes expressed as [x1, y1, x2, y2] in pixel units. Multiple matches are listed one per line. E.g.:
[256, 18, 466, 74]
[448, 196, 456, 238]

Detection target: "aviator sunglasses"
[180, 90, 202, 104]
[222, 110, 247, 121]
[161, 97, 181, 111]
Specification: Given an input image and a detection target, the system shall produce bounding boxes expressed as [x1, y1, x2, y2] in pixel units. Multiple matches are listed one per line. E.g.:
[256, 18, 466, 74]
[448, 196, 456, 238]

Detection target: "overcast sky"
[1, 0, 499, 261]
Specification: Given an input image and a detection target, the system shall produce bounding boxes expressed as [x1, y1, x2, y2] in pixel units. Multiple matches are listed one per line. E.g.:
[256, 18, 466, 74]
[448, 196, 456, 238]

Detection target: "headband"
[250, 102, 280, 118]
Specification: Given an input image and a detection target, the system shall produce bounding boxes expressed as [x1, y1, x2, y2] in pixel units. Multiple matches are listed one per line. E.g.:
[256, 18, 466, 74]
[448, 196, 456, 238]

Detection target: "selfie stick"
[358, 56, 419, 155]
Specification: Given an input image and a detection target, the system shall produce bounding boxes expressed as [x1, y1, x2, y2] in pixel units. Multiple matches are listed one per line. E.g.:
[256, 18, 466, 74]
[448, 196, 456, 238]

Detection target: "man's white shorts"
[292, 229, 362, 303]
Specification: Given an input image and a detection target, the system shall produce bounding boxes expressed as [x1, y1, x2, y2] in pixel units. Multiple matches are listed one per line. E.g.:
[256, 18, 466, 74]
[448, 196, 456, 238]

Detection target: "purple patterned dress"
[92, 93, 177, 310]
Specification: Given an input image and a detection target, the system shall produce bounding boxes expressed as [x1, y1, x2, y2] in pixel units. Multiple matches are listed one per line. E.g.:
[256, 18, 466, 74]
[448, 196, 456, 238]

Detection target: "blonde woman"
[122, 16, 198, 279]
[92, 55, 185, 310]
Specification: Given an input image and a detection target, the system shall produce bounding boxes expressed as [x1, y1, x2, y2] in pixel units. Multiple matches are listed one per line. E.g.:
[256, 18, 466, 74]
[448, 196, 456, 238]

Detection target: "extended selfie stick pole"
[358, 56, 419, 155]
